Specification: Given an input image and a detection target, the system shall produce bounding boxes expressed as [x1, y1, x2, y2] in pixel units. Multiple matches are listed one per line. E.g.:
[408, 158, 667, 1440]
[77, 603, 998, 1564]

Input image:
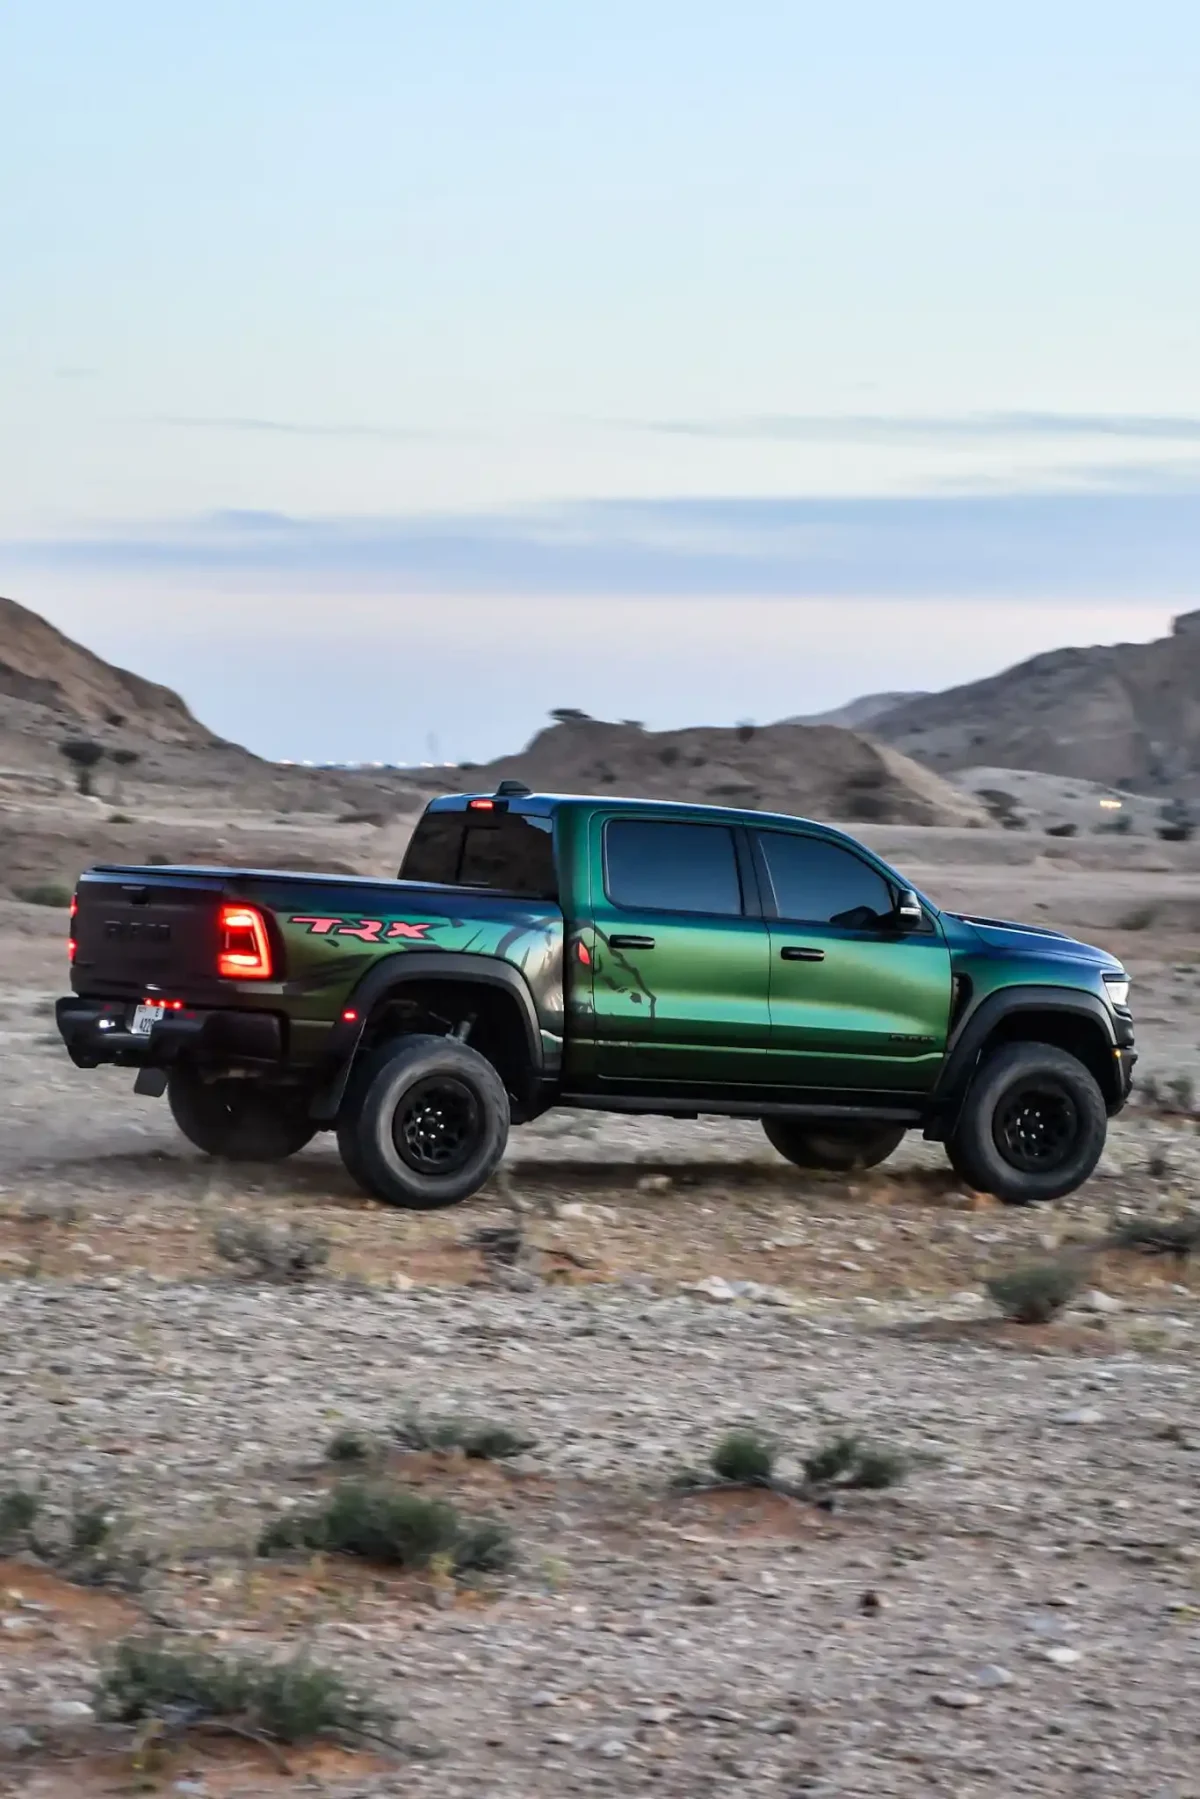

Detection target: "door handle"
[609, 934, 656, 949]
[780, 945, 825, 961]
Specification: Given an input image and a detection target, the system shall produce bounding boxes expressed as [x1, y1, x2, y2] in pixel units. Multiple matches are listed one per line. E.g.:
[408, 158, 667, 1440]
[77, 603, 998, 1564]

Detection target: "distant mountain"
[871, 609, 1200, 801]
[791, 691, 929, 729]
[0, 594, 221, 747]
[436, 715, 987, 827]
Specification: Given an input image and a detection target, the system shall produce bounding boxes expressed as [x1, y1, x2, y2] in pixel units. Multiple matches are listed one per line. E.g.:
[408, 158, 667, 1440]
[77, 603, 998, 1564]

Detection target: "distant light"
[1099, 798, 1123, 810]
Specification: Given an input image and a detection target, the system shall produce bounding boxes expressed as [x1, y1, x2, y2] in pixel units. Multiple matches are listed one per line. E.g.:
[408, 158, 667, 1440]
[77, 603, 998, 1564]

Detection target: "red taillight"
[341, 1008, 358, 1023]
[217, 904, 273, 980]
[468, 797, 495, 810]
[68, 893, 78, 964]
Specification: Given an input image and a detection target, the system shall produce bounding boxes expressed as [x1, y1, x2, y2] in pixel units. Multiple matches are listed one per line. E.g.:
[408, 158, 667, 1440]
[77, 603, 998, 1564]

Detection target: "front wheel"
[167, 1069, 316, 1162]
[762, 1117, 906, 1173]
[339, 1034, 510, 1209]
[946, 1041, 1107, 1204]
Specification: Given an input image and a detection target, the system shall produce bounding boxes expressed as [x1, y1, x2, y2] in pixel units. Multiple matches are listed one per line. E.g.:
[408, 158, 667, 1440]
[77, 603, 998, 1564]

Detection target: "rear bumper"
[56, 996, 283, 1069]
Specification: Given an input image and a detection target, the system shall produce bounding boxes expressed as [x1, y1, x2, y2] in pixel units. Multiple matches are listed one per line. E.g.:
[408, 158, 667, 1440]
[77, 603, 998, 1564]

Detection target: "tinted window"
[757, 832, 893, 929]
[400, 812, 557, 899]
[605, 819, 742, 915]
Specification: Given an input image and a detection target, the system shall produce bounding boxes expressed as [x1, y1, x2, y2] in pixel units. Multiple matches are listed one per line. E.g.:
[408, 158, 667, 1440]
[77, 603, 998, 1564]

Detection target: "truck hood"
[949, 912, 1124, 974]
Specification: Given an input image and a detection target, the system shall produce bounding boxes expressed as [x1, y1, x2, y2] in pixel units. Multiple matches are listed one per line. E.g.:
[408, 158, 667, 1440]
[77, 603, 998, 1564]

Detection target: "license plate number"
[131, 1004, 165, 1036]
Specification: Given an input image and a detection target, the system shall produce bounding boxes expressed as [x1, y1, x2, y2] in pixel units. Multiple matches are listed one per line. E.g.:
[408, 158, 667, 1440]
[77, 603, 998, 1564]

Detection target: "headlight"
[1103, 973, 1130, 1009]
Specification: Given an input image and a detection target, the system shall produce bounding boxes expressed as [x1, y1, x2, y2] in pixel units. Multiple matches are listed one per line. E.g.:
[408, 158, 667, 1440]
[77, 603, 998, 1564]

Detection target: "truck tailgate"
[72, 868, 235, 1000]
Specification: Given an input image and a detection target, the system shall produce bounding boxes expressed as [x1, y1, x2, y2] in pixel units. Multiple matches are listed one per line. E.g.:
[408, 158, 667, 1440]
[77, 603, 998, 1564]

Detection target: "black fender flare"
[932, 985, 1120, 1119]
[309, 951, 544, 1122]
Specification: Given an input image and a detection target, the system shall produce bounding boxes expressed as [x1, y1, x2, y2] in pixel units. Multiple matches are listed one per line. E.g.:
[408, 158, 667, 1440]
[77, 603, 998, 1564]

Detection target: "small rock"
[1058, 1408, 1104, 1426]
[1039, 1646, 1082, 1667]
[392, 1272, 414, 1292]
[530, 1690, 558, 1707]
[48, 1700, 94, 1722]
[976, 1664, 1014, 1689]
[1075, 1289, 1122, 1316]
[686, 1276, 738, 1304]
[932, 1690, 981, 1710]
[636, 1174, 672, 1194]
[597, 1737, 628, 1758]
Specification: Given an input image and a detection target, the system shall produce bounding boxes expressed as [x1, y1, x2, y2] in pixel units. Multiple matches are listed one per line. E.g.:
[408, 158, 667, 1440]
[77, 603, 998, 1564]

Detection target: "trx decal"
[290, 916, 434, 941]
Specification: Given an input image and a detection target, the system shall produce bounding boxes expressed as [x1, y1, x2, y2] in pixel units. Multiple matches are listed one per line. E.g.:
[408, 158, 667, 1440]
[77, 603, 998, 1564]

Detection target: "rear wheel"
[338, 1033, 509, 1210]
[762, 1117, 906, 1173]
[167, 1068, 316, 1162]
[946, 1041, 1107, 1204]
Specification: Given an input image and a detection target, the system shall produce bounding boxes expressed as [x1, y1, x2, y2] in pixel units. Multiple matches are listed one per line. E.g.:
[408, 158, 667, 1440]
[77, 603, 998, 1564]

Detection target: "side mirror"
[894, 888, 924, 931]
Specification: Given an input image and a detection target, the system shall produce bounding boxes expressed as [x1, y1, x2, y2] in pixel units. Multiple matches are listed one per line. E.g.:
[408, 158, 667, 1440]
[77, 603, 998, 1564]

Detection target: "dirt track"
[2, 881, 1200, 1796]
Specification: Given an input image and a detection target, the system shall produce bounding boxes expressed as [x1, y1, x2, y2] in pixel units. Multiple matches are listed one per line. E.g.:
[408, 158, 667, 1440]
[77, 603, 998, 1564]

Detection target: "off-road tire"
[762, 1117, 907, 1173]
[167, 1069, 316, 1162]
[339, 1033, 510, 1210]
[946, 1040, 1107, 1205]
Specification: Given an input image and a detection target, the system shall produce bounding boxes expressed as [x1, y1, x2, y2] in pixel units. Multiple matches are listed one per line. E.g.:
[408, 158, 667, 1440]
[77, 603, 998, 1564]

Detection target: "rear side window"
[757, 832, 893, 929]
[604, 819, 743, 916]
[400, 812, 557, 899]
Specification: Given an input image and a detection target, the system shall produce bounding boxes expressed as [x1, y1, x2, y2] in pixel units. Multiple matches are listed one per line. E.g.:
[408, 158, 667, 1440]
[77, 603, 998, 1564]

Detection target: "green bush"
[326, 1427, 381, 1464]
[258, 1481, 514, 1576]
[1110, 1213, 1200, 1259]
[802, 1434, 907, 1493]
[12, 882, 73, 908]
[394, 1412, 536, 1460]
[96, 1637, 384, 1745]
[709, 1428, 776, 1486]
[213, 1217, 330, 1282]
[986, 1259, 1083, 1324]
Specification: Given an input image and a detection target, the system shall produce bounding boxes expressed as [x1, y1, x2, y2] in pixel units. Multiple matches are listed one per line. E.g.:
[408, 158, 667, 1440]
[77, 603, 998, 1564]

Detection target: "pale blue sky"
[2, 1, 1198, 761]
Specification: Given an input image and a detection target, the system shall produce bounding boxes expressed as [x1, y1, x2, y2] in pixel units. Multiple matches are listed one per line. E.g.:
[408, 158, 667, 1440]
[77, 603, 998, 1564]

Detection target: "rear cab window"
[603, 818, 744, 916]
[400, 810, 558, 900]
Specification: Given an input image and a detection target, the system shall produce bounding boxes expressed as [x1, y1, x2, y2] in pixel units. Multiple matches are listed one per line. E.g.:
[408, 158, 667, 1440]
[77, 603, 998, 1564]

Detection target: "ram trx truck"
[57, 786, 1136, 1209]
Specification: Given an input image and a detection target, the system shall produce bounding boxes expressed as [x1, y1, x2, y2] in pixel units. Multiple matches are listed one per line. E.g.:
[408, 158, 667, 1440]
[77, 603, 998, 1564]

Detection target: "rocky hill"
[792, 690, 929, 729]
[432, 715, 987, 827]
[872, 609, 1200, 801]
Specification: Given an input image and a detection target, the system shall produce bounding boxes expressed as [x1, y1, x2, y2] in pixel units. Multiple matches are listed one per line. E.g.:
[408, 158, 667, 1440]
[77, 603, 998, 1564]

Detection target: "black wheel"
[340, 1034, 509, 1210]
[946, 1041, 1107, 1205]
[762, 1117, 906, 1172]
[167, 1068, 316, 1162]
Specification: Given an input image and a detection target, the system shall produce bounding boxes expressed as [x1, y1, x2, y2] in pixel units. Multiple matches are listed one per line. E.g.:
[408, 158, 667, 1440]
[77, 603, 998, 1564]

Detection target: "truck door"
[753, 828, 953, 1092]
[587, 813, 772, 1085]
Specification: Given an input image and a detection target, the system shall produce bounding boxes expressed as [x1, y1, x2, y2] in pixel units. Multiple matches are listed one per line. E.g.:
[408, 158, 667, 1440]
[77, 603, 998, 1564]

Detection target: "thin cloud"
[8, 487, 1200, 602]
[155, 415, 444, 442]
[648, 411, 1200, 444]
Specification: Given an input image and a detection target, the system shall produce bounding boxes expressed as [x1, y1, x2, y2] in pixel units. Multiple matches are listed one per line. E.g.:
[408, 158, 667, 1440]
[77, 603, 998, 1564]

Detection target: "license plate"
[131, 1004, 165, 1037]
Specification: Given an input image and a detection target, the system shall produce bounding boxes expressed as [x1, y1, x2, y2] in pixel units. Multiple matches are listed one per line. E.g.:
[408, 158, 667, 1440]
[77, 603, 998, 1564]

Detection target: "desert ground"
[1, 792, 1199, 1797]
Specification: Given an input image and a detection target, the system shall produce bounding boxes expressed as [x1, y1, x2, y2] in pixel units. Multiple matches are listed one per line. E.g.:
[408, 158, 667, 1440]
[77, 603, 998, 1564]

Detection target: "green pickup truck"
[57, 786, 1135, 1209]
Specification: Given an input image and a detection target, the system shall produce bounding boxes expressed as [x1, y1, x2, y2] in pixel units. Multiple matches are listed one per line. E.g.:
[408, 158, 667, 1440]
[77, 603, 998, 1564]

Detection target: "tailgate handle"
[609, 934, 656, 949]
[780, 945, 825, 962]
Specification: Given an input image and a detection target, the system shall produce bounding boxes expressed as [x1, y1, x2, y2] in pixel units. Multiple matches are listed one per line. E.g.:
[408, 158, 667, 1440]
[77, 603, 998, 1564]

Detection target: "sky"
[2, 0, 1199, 763]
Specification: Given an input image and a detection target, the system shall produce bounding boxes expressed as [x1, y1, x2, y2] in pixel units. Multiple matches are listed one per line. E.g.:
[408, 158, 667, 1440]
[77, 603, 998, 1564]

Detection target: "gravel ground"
[1, 903, 1199, 1796]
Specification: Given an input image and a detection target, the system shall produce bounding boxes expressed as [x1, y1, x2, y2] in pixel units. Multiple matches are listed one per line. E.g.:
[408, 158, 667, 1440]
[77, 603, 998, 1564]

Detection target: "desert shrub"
[96, 1637, 384, 1745]
[0, 1487, 40, 1550]
[1045, 821, 1078, 838]
[145, 852, 172, 865]
[110, 747, 139, 768]
[549, 706, 589, 723]
[977, 788, 1021, 827]
[802, 1434, 907, 1493]
[213, 1217, 330, 1282]
[709, 1428, 776, 1486]
[986, 1259, 1083, 1324]
[1158, 823, 1194, 842]
[59, 738, 104, 796]
[337, 809, 387, 826]
[258, 1481, 514, 1576]
[1110, 1213, 1200, 1259]
[107, 812, 134, 825]
[1147, 1147, 1173, 1181]
[735, 720, 757, 743]
[394, 1412, 535, 1460]
[13, 882, 72, 908]
[1163, 1075, 1196, 1116]
[326, 1427, 381, 1465]
[1118, 903, 1156, 931]
[657, 744, 681, 767]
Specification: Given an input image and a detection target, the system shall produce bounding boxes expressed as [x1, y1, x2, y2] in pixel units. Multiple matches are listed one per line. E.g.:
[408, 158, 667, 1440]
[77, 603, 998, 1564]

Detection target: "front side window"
[756, 832, 893, 929]
[604, 819, 743, 916]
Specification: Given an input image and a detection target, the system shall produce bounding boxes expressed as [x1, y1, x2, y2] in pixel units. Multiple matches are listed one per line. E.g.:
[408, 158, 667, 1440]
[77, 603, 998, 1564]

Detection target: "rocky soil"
[1, 895, 1199, 1796]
